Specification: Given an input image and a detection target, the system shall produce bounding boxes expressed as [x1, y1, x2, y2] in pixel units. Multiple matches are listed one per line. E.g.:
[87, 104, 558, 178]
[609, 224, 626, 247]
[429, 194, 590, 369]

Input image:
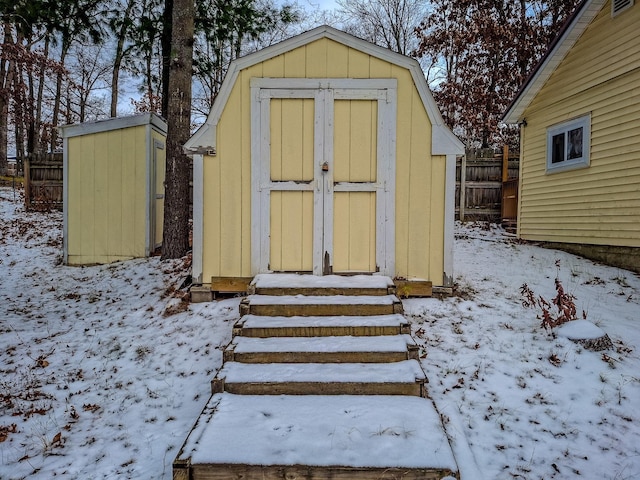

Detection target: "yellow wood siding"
[333, 100, 377, 183]
[519, 2, 640, 247]
[270, 191, 314, 271]
[67, 125, 148, 264]
[333, 192, 376, 272]
[270, 99, 314, 182]
[333, 99, 378, 272]
[268, 97, 315, 271]
[203, 38, 443, 281]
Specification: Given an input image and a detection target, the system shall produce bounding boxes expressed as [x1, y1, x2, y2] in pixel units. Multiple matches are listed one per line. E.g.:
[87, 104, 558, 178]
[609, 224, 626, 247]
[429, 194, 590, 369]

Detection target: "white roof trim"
[503, 0, 606, 124]
[59, 113, 167, 138]
[185, 25, 463, 156]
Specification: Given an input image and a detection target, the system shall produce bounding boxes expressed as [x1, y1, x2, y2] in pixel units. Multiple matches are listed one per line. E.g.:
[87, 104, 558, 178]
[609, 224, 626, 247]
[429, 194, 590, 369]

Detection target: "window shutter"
[612, 0, 634, 17]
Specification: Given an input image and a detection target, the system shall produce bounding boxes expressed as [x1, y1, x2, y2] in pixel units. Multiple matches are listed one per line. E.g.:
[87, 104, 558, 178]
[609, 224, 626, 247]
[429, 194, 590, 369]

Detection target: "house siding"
[519, 1, 640, 247]
[202, 37, 447, 283]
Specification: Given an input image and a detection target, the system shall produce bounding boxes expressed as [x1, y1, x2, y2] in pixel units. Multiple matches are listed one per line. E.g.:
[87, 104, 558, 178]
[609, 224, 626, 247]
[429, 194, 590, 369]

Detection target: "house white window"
[546, 114, 590, 173]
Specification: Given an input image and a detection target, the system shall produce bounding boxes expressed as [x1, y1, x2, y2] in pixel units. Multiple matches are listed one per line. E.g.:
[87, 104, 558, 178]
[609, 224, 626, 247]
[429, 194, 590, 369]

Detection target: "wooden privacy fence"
[24, 153, 63, 210]
[456, 147, 519, 224]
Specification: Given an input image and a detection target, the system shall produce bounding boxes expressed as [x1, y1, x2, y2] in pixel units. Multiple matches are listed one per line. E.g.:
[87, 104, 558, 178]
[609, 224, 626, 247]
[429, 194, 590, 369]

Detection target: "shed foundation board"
[176, 393, 457, 472]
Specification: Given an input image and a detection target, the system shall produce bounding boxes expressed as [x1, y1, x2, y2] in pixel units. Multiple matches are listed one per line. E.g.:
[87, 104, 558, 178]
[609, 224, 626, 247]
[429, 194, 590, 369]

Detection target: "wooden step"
[174, 393, 458, 480]
[211, 360, 427, 396]
[250, 273, 396, 296]
[234, 314, 411, 338]
[224, 335, 419, 364]
[240, 294, 404, 317]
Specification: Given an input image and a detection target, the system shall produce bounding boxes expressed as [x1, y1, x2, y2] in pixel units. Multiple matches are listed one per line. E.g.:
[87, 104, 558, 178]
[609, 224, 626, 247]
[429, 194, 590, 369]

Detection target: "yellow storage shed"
[61, 113, 167, 265]
[186, 26, 464, 295]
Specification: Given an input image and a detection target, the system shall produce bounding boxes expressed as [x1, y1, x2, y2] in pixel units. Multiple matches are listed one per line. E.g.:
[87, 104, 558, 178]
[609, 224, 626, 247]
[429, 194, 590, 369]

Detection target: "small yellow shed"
[186, 26, 464, 293]
[61, 113, 167, 265]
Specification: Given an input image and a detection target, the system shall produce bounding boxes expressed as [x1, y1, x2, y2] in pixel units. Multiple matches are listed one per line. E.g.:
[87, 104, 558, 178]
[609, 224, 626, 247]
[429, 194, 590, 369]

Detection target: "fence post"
[502, 145, 509, 182]
[24, 156, 31, 210]
[459, 154, 466, 222]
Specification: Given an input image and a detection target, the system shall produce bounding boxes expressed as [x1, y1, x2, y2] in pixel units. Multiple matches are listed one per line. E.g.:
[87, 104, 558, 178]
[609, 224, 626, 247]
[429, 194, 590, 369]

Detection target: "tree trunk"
[161, 0, 174, 118]
[50, 45, 69, 152]
[111, 0, 136, 117]
[34, 36, 50, 153]
[161, 0, 193, 260]
[0, 25, 12, 175]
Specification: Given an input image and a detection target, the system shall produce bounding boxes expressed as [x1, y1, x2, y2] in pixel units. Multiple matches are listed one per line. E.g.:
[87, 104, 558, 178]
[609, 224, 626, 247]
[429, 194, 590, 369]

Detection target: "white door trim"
[251, 78, 397, 276]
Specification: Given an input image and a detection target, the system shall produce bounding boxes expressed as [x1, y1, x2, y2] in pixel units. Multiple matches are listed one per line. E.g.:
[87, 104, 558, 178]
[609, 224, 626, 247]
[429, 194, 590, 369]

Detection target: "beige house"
[61, 114, 167, 265]
[503, 0, 640, 273]
[186, 25, 464, 297]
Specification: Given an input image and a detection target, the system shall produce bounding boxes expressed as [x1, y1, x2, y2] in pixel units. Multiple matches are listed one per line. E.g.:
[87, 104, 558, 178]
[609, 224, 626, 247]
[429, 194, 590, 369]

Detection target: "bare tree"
[415, 0, 581, 148]
[335, 0, 428, 55]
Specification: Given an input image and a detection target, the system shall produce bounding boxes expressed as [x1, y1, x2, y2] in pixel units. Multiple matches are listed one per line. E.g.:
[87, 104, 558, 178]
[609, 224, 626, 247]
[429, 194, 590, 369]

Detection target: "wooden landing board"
[174, 394, 458, 480]
[177, 463, 458, 480]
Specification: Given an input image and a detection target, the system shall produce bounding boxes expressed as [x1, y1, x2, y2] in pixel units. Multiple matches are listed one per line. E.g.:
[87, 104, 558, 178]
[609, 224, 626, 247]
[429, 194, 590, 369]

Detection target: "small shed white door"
[251, 78, 396, 276]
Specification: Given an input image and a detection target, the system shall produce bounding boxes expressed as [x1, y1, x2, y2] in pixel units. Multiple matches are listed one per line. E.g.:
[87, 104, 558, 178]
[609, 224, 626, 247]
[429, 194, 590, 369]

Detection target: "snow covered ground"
[1, 186, 639, 479]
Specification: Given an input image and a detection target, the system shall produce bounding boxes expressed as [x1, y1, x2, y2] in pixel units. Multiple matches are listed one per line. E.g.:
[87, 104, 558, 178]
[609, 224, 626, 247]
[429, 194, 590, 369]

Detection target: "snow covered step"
[234, 314, 411, 338]
[174, 393, 458, 480]
[249, 273, 396, 296]
[211, 360, 427, 396]
[240, 294, 404, 317]
[224, 335, 419, 364]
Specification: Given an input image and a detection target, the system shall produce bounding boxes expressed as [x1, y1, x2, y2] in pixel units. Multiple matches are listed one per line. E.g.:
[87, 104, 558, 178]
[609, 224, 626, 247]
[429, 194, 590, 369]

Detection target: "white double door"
[251, 78, 396, 276]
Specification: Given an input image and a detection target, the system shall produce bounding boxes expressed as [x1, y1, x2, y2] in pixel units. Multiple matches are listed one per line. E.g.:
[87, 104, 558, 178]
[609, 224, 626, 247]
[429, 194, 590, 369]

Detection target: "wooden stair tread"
[230, 335, 415, 354]
[217, 360, 426, 384]
[251, 273, 394, 290]
[239, 314, 408, 329]
[174, 393, 457, 474]
[241, 297, 404, 317]
[175, 274, 458, 480]
[235, 314, 411, 337]
[246, 294, 399, 305]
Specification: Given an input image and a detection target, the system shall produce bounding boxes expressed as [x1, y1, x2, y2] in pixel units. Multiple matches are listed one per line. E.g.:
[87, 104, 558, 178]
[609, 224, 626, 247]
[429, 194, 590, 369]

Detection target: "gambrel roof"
[185, 25, 464, 156]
